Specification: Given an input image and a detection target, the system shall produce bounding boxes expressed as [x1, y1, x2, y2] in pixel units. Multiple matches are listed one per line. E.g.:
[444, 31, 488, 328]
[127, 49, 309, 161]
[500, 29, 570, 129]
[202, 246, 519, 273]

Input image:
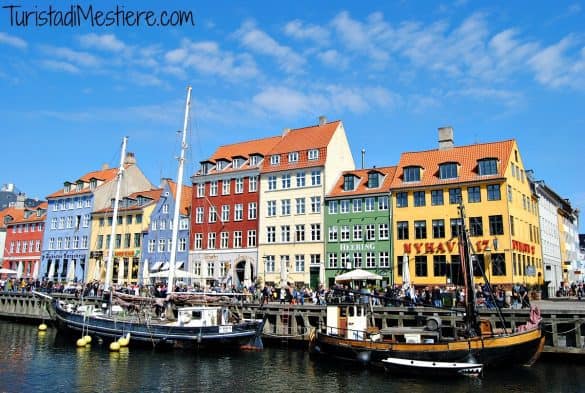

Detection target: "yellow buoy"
[109, 341, 121, 351]
[83, 335, 92, 344]
[38, 323, 47, 331]
[118, 333, 130, 347]
[76, 338, 86, 347]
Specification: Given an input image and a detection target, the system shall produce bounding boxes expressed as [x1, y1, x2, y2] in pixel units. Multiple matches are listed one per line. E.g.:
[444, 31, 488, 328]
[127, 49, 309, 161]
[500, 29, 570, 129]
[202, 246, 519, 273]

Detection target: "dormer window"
[233, 158, 243, 169]
[90, 179, 97, 190]
[478, 158, 498, 176]
[216, 160, 229, 170]
[343, 175, 356, 191]
[64, 183, 71, 193]
[76, 182, 83, 191]
[308, 149, 319, 160]
[288, 152, 299, 163]
[367, 172, 380, 188]
[439, 163, 458, 179]
[36, 209, 41, 217]
[403, 166, 421, 182]
[270, 155, 280, 165]
[250, 155, 260, 166]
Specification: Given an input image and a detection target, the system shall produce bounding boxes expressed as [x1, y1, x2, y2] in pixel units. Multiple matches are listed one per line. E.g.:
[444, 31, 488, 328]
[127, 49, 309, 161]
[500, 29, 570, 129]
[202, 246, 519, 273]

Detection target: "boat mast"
[104, 136, 128, 292]
[457, 200, 478, 336]
[168, 86, 192, 291]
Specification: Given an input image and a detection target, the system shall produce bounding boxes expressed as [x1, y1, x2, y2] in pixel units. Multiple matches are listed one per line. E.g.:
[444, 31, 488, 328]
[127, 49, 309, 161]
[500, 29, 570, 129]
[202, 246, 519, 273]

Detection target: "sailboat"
[37, 87, 265, 349]
[310, 200, 544, 376]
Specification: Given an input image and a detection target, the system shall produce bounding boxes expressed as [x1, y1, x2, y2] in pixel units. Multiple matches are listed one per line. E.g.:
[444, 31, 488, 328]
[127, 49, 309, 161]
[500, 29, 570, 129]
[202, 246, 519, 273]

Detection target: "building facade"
[190, 136, 281, 288]
[41, 153, 153, 283]
[258, 119, 355, 288]
[89, 189, 161, 285]
[390, 127, 543, 290]
[141, 180, 191, 282]
[324, 166, 396, 288]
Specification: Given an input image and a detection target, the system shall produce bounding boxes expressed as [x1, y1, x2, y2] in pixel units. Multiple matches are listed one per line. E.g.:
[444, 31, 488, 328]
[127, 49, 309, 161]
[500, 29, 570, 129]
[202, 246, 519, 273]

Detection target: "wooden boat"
[382, 357, 483, 377]
[310, 201, 545, 373]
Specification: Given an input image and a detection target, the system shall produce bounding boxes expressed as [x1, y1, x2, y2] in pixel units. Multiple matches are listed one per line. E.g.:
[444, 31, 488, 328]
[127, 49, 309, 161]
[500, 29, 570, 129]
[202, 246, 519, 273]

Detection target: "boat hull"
[311, 327, 544, 369]
[52, 300, 263, 349]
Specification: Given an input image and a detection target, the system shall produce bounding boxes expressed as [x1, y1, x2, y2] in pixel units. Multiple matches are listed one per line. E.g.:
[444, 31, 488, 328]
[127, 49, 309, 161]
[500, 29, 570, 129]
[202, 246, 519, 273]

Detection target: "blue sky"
[1, 1, 584, 231]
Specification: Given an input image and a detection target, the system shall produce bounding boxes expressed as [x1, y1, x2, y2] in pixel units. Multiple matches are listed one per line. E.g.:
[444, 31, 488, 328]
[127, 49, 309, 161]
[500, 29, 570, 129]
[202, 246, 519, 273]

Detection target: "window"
[415, 255, 428, 277]
[158, 239, 165, 252]
[97, 235, 104, 249]
[221, 205, 230, 223]
[403, 166, 421, 182]
[195, 207, 204, 223]
[310, 197, 321, 213]
[468, 186, 481, 203]
[296, 172, 306, 187]
[328, 253, 338, 268]
[249, 155, 259, 166]
[281, 225, 291, 242]
[125, 215, 132, 225]
[90, 179, 97, 190]
[234, 204, 243, 221]
[265, 255, 275, 273]
[487, 184, 501, 201]
[365, 197, 375, 211]
[162, 204, 169, 214]
[295, 198, 305, 214]
[414, 220, 427, 239]
[295, 255, 305, 272]
[179, 218, 189, 230]
[134, 233, 141, 247]
[433, 255, 447, 277]
[432, 219, 445, 238]
[207, 232, 216, 249]
[233, 231, 242, 248]
[270, 155, 280, 165]
[469, 217, 483, 236]
[414, 191, 426, 207]
[84, 199, 91, 208]
[208, 207, 217, 223]
[451, 218, 462, 238]
[449, 188, 462, 204]
[439, 163, 458, 179]
[396, 192, 408, 208]
[491, 253, 506, 276]
[148, 239, 155, 253]
[311, 224, 321, 241]
[233, 158, 243, 169]
[51, 218, 57, 229]
[194, 233, 202, 249]
[365, 224, 375, 241]
[288, 152, 299, 162]
[311, 170, 321, 186]
[489, 215, 504, 235]
[249, 176, 258, 192]
[178, 238, 187, 251]
[353, 225, 363, 240]
[268, 176, 277, 190]
[378, 223, 389, 239]
[197, 183, 205, 197]
[222, 179, 231, 195]
[124, 233, 131, 248]
[235, 178, 244, 194]
[267, 226, 276, 243]
[308, 149, 319, 160]
[247, 230, 256, 247]
[397, 221, 409, 240]
[352, 198, 362, 212]
[353, 253, 362, 268]
[220, 232, 229, 248]
[341, 253, 351, 269]
[115, 234, 121, 248]
[340, 200, 349, 213]
[248, 202, 257, 220]
[343, 175, 355, 191]
[209, 181, 218, 196]
[329, 226, 338, 241]
[267, 200, 276, 217]
[510, 215, 515, 236]
[48, 238, 54, 250]
[281, 199, 291, 215]
[282, 174, 291, 189]
[368, 172, 379, 188]
[472, 254, 485, 277]
[66, 216, 73, 228]
[340, 225, 350, 241]
[136, 214, 142, 224]
[478, 159, 498, 176]
[295, 225, 305, 242]
[366, 252, 376, 268]
[328, 200, 338, 214]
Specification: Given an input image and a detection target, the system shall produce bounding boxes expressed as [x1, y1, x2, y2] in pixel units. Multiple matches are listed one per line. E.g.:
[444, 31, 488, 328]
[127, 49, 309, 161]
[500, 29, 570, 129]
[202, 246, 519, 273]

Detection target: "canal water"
[0, 321, 581, 393]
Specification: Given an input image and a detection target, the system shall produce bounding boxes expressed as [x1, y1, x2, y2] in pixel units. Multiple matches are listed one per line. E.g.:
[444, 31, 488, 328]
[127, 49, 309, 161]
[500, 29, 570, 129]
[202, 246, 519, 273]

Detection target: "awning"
[150, 269, 197, 278]
[175, 261, 184, 270]
[150, 262, 163, 272]
[161, 262, 170, 270]
[335, 268, 382, 282]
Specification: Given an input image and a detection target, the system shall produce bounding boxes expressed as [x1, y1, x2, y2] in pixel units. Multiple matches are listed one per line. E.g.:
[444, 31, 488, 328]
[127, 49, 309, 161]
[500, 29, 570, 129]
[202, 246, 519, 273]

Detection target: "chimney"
[282, 128, 291, 137]
[15, 193, 25, 209]
[101, 163, 109, 170]
[124, 152, 136, 165]
[438, 126, 454, 150]
[318, 115, 327, 126]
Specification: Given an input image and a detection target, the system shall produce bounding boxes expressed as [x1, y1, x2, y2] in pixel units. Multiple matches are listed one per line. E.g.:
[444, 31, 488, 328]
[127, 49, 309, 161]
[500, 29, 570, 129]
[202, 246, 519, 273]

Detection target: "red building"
[190, 136, 281, 288]
[2, 202, 47, 280]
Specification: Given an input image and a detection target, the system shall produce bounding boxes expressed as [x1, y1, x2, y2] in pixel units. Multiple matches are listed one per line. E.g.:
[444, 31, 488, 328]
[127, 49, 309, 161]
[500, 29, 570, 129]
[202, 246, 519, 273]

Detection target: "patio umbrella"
[244, 260, 251, 286]
[279, 258, 287, 287]
[142, 260, 150, 284]
[117, 259, 124, 284]
[334, 268, 382, 282]
[149, 269, 197, 278]
[66, 260, 75, 282]
[93, 260, 101, 281]
[16, 261, 23, 279]
[47, 261, 55, 280]
[402, 254, 415, 301]
[0, 268, 17, 275]
[33, 261, 39, 279]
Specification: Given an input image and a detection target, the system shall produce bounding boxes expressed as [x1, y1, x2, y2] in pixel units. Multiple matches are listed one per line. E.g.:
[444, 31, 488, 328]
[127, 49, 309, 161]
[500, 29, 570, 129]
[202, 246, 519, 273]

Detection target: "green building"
[324, 166, 397, 288]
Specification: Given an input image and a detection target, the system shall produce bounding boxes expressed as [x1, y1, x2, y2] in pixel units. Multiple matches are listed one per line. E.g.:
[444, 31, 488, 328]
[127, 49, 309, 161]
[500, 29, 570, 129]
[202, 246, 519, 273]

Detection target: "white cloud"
[447, 87, 523, 107]
[283, 20, 329, 44]
[129, 71, 164, 87]
[41, 60, 80, 74]
[529, 36, 585, 89]
[317, 49, 349, 69]
[235, 20, 306, 73]
[43, 46, 100, 68]
[78, 33, 125, 52]
[330, 11, 389, 64]
[0, 32, 27, 49]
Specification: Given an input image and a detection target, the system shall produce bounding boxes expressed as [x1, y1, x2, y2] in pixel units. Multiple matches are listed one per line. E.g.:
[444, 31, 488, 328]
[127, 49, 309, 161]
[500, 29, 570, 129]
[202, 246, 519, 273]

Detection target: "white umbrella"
[149, 268, 197, 278]
[93, 260, 101, 281]
[33, 261, 39, 279]
[47, 261, 55, 280]
[279, 258, 288, 287]
[16, 261, 23, 279]
[335, 268, 383, 282]
[0, 268, 17, 275]
[142, 260, 150, 284]
[66, 260, 75, 282]
[117, 259, 124, 284]
[402, 254, 415, 300]
[244, 260, 251, 286]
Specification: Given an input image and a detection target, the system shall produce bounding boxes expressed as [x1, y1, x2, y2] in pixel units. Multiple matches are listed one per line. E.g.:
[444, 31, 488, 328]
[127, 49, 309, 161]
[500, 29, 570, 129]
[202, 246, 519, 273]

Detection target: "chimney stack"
[101, 163, 110, 170]
[282, 128, 291, 137]
[124, 152, 136, 165]
[15, 193, 25, 209]
[438, 126, 454, 150]
[318, 115, 327, 126]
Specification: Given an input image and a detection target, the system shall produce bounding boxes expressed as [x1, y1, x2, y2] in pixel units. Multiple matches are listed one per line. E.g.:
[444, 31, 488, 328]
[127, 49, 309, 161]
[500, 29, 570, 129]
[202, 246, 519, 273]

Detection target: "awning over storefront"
[150, 262, 163, 272]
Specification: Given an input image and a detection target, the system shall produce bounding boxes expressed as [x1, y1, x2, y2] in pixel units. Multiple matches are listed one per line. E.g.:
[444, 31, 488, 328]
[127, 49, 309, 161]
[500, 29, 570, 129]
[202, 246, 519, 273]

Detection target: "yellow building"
[88, 189, 161, 285]
[390, 127, 542, 289]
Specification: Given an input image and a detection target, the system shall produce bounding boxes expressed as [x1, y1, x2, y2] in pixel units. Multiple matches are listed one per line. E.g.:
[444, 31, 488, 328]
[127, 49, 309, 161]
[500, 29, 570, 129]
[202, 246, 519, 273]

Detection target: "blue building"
[41, 153, 152, 283]
[141, 179, 192, 282]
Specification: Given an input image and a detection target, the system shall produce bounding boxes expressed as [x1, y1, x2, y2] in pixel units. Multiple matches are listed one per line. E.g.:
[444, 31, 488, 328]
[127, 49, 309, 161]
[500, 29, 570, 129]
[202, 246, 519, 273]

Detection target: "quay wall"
[1, 292, 583, 355]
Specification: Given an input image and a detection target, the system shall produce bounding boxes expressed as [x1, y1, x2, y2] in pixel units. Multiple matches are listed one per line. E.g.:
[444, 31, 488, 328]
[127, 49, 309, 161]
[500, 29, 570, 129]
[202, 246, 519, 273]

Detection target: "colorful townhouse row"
[0, 120, 580, 296]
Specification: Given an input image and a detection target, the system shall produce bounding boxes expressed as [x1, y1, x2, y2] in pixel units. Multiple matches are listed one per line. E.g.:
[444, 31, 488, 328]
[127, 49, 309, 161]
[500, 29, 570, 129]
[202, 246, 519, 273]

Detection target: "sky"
[0, 1, 584, 231]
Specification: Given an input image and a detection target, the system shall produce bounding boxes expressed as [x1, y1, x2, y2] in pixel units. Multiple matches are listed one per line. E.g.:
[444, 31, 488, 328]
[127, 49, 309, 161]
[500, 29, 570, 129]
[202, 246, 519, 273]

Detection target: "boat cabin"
[325, 304, 368, 340]
[177, 306, 230, 328]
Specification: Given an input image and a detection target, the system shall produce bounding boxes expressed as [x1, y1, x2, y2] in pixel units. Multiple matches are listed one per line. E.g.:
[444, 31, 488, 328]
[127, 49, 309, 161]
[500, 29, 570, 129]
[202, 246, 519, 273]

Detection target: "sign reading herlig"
[2, 4, 195, 27]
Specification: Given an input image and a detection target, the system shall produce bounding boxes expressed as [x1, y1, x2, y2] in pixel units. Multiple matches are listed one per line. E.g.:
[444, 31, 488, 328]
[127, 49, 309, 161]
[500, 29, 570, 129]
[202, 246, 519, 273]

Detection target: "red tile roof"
[208, 136, 282, 162]
[0, 207, 26, 229]
[46, 165, 125, 198]
[328, 166, 397, 198]
[167, 181, 192, 216]
[389, 140, 514, 189]
[93, 188, 162, 213]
